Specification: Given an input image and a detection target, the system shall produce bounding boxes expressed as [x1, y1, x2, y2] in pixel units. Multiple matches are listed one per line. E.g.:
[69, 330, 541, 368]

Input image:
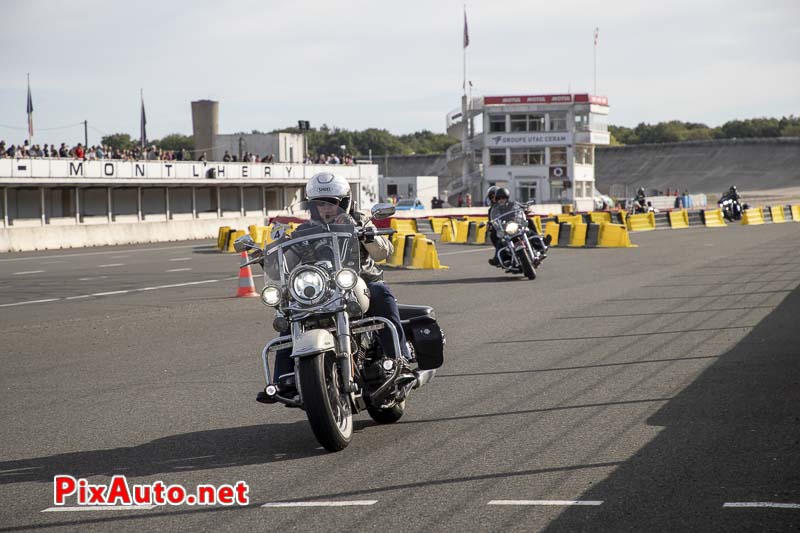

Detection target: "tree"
[101, 133, 135, 151]
[154, 133, 193, 152]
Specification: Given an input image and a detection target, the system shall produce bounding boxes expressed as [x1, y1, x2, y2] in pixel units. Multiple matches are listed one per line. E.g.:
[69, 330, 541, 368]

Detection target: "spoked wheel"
[368, 399, 406, 424]
[517, 248, 537, 280]
[298, 351, 353, 452]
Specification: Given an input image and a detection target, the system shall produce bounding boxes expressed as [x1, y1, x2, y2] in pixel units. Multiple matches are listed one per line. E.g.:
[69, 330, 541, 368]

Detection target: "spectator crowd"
[1, 139, 358, 166]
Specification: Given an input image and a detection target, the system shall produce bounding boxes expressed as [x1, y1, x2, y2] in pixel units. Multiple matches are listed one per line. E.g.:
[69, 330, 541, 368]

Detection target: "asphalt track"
[0, 223, 798, 532]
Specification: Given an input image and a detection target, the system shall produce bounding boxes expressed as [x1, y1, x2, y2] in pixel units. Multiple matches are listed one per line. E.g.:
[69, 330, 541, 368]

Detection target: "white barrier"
[0, 158, 375, 181]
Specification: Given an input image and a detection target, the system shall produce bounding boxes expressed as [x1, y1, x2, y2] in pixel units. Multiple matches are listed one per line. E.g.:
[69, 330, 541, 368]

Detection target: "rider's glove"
[362, 226, 376, 243]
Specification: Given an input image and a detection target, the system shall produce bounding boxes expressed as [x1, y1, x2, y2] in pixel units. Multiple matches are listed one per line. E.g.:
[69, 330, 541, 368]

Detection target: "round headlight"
[335, 269, 358, 290]
[290, 267, 327, 303]
[261, 285, 281, 307]
[505, 221, 520, 235]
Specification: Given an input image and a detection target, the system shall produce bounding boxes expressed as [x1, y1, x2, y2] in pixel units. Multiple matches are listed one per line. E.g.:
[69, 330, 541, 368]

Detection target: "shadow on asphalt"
[0, 422, 329, 485]
[539, 283, 800, 533]
[393, 277, 523, 286]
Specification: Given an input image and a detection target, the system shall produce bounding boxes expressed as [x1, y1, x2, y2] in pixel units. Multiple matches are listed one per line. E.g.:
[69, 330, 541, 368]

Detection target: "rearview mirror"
[233, 235, 257, 253]
[371, 203, 396, 220]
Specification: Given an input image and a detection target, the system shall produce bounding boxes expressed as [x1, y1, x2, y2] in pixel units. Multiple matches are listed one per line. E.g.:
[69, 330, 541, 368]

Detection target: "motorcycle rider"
[487, 187, 549, 267]
[633, 187, 647, 213]
[720, 185, 740, 203]
[267, 173, 410, 400]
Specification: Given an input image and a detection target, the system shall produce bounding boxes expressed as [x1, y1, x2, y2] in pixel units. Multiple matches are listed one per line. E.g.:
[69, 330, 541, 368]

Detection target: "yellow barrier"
[597, 223, 635, 248]
[792, 205, 800, 222]
[440, 221, 455, 242]
[741, 208, 765, 225]
[544, 221, 560, 246]
[453, 220, 470, 243]
[588, 212, 612, 224]
[429, 217, 449, 234]
[224, 230, 246, 252]
[216, 226, 232, 250]
[385, 233, 408, 267]
[410, 237, 449, 269]
[626, 213, 656, 232]
[703, 208, 727, 228]
[529, 216, 542, 235]
[770, 205, 787, 223]
[391, 218, 418, 234]
[569, 223, 588, 247]
[556, 214, 583, 226]
[668, 210, 689, 229]
[475, 223, 488, 244]
[248, 224, 270, 244]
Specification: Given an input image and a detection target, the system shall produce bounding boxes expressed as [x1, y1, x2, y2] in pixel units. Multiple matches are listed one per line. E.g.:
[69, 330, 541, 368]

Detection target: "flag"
[140, 91, 147, 148]
[26, 76, 34, 138]
[594, 27, 599, 47]
[463, 9, 469, 48]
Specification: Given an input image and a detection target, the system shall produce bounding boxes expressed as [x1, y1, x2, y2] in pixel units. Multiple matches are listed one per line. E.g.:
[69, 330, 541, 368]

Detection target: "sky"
[1, 0, 798, 148]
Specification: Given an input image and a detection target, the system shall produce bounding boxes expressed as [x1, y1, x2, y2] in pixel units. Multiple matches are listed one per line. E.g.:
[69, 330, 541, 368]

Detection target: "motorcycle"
[719, 197, 746, 221]
[234, 201, 445, 452]
[483, 202, 547, 280]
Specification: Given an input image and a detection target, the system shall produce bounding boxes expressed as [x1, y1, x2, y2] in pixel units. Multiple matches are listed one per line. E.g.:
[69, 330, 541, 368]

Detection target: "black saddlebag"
[404, 316, 445, 370]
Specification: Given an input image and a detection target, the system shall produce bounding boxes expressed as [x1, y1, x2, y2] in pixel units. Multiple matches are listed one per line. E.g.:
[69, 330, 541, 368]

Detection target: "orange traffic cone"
[236, 251, 259, 297]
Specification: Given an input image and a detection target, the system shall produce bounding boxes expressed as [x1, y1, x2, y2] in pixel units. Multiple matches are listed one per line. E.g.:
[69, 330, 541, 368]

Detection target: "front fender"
[290, 329, 336, 359]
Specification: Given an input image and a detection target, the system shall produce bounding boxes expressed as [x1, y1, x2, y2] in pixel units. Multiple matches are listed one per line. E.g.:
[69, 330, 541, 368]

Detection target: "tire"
[517, 248, 536, 280]
[368, 400, 405, 424]
[297, 352, 353, 452]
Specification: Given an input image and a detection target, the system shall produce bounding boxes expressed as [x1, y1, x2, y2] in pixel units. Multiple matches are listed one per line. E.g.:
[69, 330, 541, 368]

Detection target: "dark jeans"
[273, 281, 408, 381]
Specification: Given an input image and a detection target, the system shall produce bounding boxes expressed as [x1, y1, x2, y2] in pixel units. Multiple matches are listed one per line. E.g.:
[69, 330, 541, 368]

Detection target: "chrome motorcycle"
[234, 201, 444, 452]
[719, 197, 746, 221]
[484, 202, 548, 280]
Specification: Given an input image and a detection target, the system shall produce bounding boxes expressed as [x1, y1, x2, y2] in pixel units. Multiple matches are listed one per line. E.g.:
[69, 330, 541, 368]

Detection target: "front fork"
[334, 312, 356, 393]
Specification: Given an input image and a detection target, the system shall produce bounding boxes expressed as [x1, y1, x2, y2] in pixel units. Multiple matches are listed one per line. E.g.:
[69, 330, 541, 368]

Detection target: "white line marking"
[262, 500, 377, 508]
[723, 502, 800, 509]
[98, 263, 124, 268]
[0, 298, 60, 308]
[78, 276, 108, 281]
[169, 257, 192, 262]
[0, 276, 237, 308]
[437, 247, 489, 256]
[11, 270, 44, 275]
[42, 505, 156, 512]
[159, 454, 216, 463]
[90, 290, 129, 297]
[0, 243, 214, 263]
[488, 500, 604, 506]
[166, 268, 192, 273]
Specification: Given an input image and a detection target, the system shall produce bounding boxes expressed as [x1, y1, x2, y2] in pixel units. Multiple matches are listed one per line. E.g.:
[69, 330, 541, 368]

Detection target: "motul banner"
[484, 94, 608, 106]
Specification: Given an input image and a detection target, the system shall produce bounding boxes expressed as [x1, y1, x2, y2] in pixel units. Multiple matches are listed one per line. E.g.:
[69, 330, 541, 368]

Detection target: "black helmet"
[637, 187, 645, 196]
[486, 185, 498, 200]
[730, 185, 737, 192]
[495, 187, 510, 200]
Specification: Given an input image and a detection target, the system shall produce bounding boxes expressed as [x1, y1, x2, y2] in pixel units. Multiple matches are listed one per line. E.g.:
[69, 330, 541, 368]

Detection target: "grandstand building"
[446, 93, 610, 211]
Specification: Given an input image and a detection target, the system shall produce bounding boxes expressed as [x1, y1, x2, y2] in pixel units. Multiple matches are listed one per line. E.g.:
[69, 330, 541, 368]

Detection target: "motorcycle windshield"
[490, 203, 527, 234]
[262, 200, 360, 285]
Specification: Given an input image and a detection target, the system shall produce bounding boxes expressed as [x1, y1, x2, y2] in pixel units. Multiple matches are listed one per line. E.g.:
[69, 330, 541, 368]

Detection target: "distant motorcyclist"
[720, 185, 740, 203]
[487, 188, 549, 266]
[485, 185, 498, 208]
[269, 173, 410, 399]
[632, 187, 648, 213]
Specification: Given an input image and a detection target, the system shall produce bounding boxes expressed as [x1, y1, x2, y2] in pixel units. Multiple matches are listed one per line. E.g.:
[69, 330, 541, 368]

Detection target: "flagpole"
[27, 73, 32, 150]
[593, 39, 596, 94]
[461, 3, 468, 199]
[140, 89, 144, 151]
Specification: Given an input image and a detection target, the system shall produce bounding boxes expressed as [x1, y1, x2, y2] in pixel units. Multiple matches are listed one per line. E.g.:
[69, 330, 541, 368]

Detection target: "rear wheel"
[298, 352, 353, 452]
[368, 400, 405, 424]
[517, 248, 536, 280]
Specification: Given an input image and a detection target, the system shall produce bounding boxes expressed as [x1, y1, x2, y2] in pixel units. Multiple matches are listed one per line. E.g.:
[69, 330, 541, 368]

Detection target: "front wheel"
[368, 400, 405, 424]
[298, 352, 353, 452]
[517, 248, 536, 280]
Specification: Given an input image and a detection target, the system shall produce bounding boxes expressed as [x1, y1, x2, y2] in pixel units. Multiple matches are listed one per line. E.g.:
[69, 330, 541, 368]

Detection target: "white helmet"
[306, 172, 352, 212]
